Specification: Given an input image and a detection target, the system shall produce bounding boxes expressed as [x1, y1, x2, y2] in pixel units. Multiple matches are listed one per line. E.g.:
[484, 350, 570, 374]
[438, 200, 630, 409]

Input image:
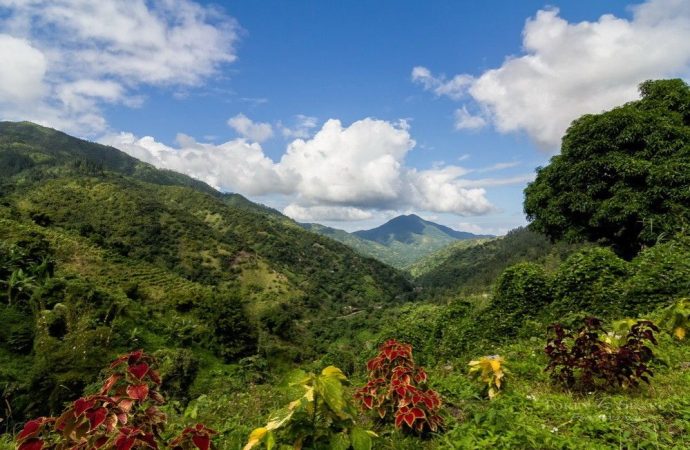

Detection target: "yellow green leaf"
[322, 366, 347, 380]
[243, 427, 268, 450]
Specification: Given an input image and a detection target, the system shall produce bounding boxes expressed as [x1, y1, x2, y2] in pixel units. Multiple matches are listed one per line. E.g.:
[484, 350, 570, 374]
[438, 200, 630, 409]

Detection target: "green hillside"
[415, 227, 580, 296]
[0, 121, 412, 432]
[302, 214, 491, 269]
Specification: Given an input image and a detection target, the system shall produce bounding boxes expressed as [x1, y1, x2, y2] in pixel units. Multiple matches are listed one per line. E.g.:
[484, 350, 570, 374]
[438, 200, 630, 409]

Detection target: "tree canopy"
[524, 79, 690, 259]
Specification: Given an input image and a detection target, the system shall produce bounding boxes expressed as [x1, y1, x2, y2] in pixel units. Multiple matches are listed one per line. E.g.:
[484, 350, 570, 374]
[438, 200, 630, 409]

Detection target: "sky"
[1, 0, 690, 234]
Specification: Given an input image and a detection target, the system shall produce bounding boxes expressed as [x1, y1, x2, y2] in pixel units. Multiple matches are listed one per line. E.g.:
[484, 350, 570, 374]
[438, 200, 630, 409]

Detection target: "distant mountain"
[301, 214, 492, 269]
[354, 214, 490, 244]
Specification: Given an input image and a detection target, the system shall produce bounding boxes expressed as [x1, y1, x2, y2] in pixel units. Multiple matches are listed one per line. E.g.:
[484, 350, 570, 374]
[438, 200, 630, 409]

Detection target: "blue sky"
[1, 0, 689, 234]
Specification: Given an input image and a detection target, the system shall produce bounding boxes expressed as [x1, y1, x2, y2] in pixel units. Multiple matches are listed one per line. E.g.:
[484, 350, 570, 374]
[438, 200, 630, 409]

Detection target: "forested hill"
[0, 121, 413, 425]
[415, 227, 579, 295]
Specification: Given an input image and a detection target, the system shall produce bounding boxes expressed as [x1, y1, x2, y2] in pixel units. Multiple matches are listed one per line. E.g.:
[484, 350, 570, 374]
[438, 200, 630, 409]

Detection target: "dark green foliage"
[417, 227, 577, 297]
[494, 262, 552, 317]
[481, 262, 553, 337]
[200, 293, 257, 361]
[154, 348, 200, 402]
[525, 79, 690, 259]
[624, 235, 690, 313]
[551, 247, 629, 317]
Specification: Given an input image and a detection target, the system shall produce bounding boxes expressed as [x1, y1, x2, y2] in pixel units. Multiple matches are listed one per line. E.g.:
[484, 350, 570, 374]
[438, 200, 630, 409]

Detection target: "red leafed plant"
[545, 317, 659, 390]
[168, 424, 217, 450]
[15, 350, 217, 450]
[354, 339, 443, 434]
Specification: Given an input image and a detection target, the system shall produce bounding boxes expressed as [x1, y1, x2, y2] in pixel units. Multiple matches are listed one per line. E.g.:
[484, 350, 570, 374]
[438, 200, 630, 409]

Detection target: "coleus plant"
[354, 339, 443, 434]
[545, 317, 659, 390]
[15, 350, 217, 450]
[244, 366, 376, 450]
[468, 355, 507, 400]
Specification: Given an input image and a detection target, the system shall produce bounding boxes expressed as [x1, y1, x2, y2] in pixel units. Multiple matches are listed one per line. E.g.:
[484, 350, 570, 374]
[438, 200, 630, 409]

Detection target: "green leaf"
[265, 406, 294, 431]
[329, 432, 351, 450]
[316, 374, 346, 417]
[322, 366, 347, 381]
[350, 427, 373, 450]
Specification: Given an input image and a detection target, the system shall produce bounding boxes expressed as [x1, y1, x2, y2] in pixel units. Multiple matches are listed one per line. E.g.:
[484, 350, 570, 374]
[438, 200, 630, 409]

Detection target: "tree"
[524, 79, 690, 259]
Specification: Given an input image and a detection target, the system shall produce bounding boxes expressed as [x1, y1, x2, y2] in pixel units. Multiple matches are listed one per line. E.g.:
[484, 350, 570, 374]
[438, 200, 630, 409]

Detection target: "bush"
[354, 339, 443, 434]
[484, 263, 554, 336]
[551, 247, 629, 317]
[625, 236, 690, 313]
[245, 366, 374, 450]
[494, 263, 552, 316]
[545, 317, 659, 390]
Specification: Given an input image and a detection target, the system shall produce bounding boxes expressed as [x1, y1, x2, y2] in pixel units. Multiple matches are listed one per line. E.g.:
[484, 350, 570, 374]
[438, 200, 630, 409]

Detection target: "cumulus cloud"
[283, 205, 374, 222]
[0, 34, 46, 106]
[411, 66, 472, 100]
[103, 118, 497, 220]
[454, 106, 486, 130]
[227, 113, 274, 143]
[279, 114, 319, 139]
[100, 132, 291, 196]
[0, 0, 239, 134]
[413, 0, 690, 149]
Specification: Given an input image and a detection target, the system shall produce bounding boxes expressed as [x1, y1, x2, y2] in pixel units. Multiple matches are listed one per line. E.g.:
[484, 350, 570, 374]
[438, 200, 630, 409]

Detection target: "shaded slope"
[416, 227, 579, 295]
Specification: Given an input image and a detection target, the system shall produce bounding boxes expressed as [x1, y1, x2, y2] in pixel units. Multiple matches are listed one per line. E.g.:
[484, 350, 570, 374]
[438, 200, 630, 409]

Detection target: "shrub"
[354, 339, 443, 434]
[551, 247, 629, 317]
[244, 366, 375, 450]
[545, 317, 659, 390]
[15, 350, 216, 450]
[494, 263, 552, 316]
[468, 355, 508, 399]
[490, 263, 552, 336]
[625, 237, 690, 313]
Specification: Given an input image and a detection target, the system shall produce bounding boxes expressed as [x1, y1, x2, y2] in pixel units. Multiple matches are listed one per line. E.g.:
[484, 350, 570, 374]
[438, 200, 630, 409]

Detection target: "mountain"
[354, 214, 488, 244]
[0, 121, 413, 423]
[302, 214, 491, 269]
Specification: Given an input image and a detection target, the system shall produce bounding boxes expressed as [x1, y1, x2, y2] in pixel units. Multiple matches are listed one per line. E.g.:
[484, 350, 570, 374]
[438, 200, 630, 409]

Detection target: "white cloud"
[279, 114, 319, 139]
[0, 34, 46, 105]
[103, 117, 497, 220]
[283, 205, 374, 222]
[411, 66, 472, 100]
[454, 106, 486, 130]
[227, 113, 274, 143]
[477, 161, 520, 173]
[0, 0, 239, 134]
[413, 0, 690, 149]
[100, 132, 291, 196]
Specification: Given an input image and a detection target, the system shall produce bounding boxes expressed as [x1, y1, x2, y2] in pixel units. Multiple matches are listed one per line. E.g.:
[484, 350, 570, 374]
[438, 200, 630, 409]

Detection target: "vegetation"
[245, 366, 375, 450]
[4, 78, 690, 449]
[545, 317, 659, 391]
[14, 350, 215, 450]
[467, 356, 507, 400]
[415, 227, 578, 298]
[354, 340, 443, 434]
[525, 79, 690, 259]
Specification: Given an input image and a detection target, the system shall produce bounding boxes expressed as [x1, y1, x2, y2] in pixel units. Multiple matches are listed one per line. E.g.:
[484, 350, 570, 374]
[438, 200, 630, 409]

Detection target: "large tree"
[524, 79, 690, 259]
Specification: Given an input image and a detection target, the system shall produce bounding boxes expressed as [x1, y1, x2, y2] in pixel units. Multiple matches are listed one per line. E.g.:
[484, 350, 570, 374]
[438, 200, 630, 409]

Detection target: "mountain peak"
[353, 214, 490, 245]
